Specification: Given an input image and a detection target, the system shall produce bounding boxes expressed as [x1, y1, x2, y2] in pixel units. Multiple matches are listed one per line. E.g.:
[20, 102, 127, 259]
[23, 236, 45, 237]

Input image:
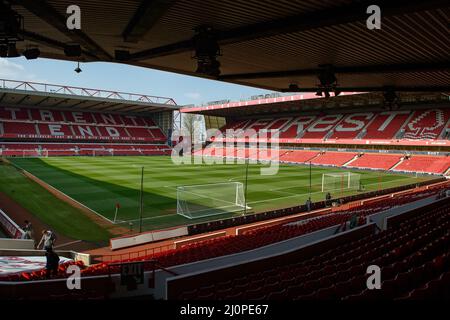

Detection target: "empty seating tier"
[176, 197, 450, 300]
[218, 108, 449, 145]
[0, 106, 166, 142]
[0, 143, 171, 157]
[310, 152, 357, 166]
[394, 156, 450, 174]
[347, 154, 402, 170]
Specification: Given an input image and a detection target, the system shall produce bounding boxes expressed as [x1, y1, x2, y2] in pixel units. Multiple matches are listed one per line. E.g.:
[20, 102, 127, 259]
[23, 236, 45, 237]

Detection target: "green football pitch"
[6, 156, 432, 237]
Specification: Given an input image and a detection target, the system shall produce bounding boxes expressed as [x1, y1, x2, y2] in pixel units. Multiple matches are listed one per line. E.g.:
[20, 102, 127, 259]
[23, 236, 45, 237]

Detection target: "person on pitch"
[38, 230, 56, 251]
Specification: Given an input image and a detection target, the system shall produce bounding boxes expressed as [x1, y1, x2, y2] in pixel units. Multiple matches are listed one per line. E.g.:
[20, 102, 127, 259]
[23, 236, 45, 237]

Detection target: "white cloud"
[0, 58, 24, 77]
[0, 58, 45, 82]
[184, 92, 201, 100]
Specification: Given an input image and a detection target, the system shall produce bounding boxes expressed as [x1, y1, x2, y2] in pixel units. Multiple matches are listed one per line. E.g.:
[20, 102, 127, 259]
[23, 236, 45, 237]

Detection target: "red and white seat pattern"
[217, 108, 450, 145]
[195, 146, 449, 175]
[363, 111, 411, 140]
[402, 109, 450, 140]
[0, 142, 171, 157]
[330, 113, 374, 139]
[0, 106, 166, 142]
[301, 114, 344, 139]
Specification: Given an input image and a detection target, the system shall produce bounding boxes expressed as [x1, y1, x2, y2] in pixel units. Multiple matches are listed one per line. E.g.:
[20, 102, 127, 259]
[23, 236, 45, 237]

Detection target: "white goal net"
[321, 172, 361, 193]
[21, 149, 48, 158]
[177, 182, 250, 219]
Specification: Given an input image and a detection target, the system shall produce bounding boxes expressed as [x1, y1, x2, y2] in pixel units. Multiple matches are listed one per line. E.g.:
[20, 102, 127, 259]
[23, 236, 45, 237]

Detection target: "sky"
[0, 57, 271, 106]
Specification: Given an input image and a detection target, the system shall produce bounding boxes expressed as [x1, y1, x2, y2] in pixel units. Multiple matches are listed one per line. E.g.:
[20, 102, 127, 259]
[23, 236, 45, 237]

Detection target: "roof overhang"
[181, 92, 450, 117]
[4, 0, 450, 93]
[0, 79, 179, 114]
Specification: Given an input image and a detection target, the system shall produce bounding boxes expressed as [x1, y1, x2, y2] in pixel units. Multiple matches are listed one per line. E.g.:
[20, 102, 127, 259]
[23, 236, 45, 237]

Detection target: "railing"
[107, 259, 178, 276]
[94, 243, 176, 263]
[0, 78, 177, 106]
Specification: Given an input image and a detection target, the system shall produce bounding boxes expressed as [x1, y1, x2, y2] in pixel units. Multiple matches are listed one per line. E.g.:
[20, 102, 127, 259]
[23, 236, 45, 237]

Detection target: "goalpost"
[21, 149, 48, 158]
[177, 182, 250, 219]
[321, 172, 361, 193]
[92, 149, 114, 157]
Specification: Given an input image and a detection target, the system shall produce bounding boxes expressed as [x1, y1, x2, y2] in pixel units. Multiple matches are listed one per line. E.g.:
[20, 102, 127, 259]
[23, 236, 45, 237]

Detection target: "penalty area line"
[117, 213, 179, 223]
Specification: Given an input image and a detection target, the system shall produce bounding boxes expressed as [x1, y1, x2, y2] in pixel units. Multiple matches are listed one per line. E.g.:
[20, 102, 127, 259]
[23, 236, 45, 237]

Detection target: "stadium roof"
[0, 79, 179, 114]
[5, 0, 450, 93]
[181, 92, 450, 117]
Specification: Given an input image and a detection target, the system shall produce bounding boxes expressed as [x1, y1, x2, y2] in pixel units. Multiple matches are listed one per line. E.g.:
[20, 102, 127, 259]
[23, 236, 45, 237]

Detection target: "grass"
[8, 156, 432, 232]
[0, 162, 112, 242]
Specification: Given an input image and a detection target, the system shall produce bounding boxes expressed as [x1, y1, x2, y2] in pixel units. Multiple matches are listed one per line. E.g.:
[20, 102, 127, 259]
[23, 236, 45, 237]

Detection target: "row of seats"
[219, 109, 450, 141]
[0, 184, 447, 288]
[176, 198, 450, 300]
[394, 156, 450, 174]
[348, 154, 402, 170]
[0, 143, 172, 157]
[0, 106, 157, 127]
[0, 121, 165, 142]
[198, 147, 450, 174]
[278, 150, 318, 163]
[0, 261, 84, 282]
[1, 182, 447, 284]
[64, 183, 450, 278]
[310, 152, 357, 166]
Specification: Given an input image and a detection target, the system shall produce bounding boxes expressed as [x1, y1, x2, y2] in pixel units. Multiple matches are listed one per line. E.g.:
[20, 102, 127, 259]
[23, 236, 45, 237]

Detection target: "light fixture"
[192, 26, 221, 77]
[7, 42, 20, 57]
[115, 49, 130, 61]
[64, 44, 82, 57]
[0, 2, 24, 43]
[0, 44, 7, 57]
[23, 47, 40, 60]
[287, 83, 300, 92]
[316, 64, 338, 98]
[383, 87, 398, 109]
[74, 61, 82, 73]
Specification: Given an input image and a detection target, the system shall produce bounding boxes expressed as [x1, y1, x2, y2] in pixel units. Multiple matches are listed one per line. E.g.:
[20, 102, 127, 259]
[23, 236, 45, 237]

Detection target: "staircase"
[296, 130, 306, 139]
[306, 152, 322, 163]
[323, 130, 334, 141]
[356, 129, 367, 139]
[439, 128, 450, 140]
[443, 167, 450, 176]
[34, 123, 41, 135]
[441, 117, 450, 139]
[390, 157, 406, 171]
[394, 112, 415, 139]
[343, 154, 361, 166]
[395, 129, 405, 139]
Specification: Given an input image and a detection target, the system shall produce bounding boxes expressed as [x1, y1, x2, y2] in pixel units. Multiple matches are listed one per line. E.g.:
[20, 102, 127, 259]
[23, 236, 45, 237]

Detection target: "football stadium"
[0, 0, 449, 308]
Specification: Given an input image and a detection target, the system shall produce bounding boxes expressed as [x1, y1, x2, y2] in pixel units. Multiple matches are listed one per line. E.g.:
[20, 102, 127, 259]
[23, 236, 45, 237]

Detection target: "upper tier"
[0, 106, 167, 142]
[215, 108, 450, 147]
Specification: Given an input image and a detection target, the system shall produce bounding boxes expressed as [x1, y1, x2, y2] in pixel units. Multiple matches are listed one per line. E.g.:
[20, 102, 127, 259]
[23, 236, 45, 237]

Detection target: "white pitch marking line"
[54, 240, 82, 249]
[249, 176, 416, 205]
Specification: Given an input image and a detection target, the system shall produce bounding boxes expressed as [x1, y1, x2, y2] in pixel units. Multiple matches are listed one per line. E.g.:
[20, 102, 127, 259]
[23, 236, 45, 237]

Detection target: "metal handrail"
[0, 78, 177, 106]
[96, 243, 176, 263]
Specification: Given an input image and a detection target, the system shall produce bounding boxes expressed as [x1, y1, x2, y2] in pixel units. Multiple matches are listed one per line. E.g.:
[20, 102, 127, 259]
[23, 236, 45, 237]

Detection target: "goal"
[92, 149, 113, 157]
[321, 172, 361, 193]
[21, 149, 48, 158]
[177, 182, 250, 219]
